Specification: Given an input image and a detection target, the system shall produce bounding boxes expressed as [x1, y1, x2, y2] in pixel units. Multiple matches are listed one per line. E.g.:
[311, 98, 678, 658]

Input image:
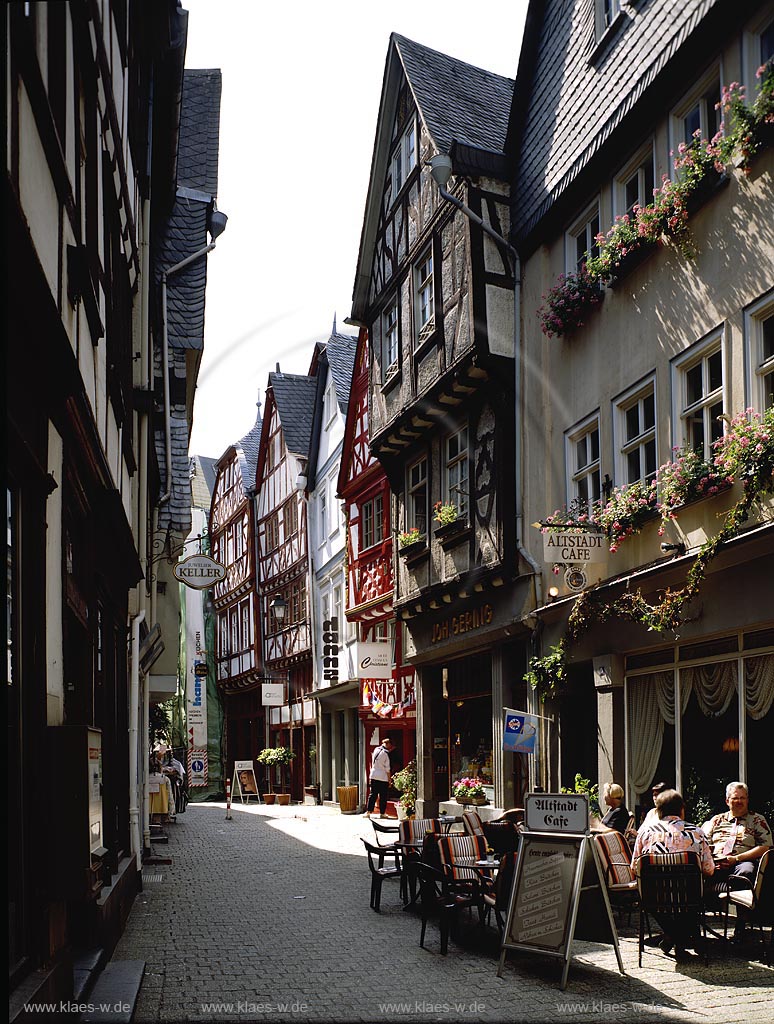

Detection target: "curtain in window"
[682, 661, 736, 717]
[628, 671, 690, 794]
[745, 654, 774, 720]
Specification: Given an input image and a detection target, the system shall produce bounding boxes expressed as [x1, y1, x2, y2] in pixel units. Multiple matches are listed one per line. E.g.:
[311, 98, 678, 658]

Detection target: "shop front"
[401, 581, 533, 819]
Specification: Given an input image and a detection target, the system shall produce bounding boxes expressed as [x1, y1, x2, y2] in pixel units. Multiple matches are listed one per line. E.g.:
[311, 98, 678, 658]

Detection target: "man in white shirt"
[362, 737, 394, 819]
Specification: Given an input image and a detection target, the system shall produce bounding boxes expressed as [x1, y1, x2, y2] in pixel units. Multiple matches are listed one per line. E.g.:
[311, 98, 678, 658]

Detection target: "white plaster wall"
[19, 84, 59, 300]
[46, 424, 64, 726]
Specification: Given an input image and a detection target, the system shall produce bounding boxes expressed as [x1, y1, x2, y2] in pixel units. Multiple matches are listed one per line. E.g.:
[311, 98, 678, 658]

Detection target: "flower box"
[685, 168, 729, 217]
[398, 538, 427, 560]
[456, 796, 488, 806]
[434, 520, 471, 546]
[609, 240, 660, 288]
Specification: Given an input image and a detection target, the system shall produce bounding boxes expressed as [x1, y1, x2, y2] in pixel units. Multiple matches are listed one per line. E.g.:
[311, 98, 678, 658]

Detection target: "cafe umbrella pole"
[225, 774, 233, 820]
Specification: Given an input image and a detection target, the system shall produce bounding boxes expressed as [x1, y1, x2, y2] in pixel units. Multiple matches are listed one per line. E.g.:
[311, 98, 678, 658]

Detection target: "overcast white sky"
[184, 1, 528, 459]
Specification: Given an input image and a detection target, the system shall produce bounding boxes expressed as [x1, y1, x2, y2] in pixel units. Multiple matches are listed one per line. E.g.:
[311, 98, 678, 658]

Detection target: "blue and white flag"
[503, 708, 539, 754]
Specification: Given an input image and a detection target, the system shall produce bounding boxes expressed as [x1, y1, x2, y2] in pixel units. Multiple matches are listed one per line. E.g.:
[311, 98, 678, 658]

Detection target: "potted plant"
[452, 776, 488, 806]
[391, 758, 417, 819]
[561, 772, 601, 820]
[257, 746, 296, 805]
[397, 527, 426, 557]
[433, 501, 468, 543]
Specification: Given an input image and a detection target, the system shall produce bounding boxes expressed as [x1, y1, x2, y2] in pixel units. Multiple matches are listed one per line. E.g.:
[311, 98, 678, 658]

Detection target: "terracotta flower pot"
[277, 794, 291, 806]
[263, 794, 276, 805]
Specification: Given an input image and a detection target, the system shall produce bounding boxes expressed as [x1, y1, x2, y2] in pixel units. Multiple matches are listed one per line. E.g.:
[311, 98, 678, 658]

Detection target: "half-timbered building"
[305, 328, 359, 805]
[256, 370, 319, 800]
[350, 35, 534, 818]
[210, 401, 263, 782]
[337, 327, 417, 810]
[6, 0, 219, 1009]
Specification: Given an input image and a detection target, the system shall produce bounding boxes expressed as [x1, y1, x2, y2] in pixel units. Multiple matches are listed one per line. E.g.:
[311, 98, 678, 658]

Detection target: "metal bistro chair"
[716, 849, 773, 944]
[635, 851, 708, 966]
[594, 831, 639, 925]
[360, 838, 402, 913]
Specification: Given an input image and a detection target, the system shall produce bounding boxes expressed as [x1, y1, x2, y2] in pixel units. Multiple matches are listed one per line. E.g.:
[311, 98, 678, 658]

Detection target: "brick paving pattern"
[112, 803, 774, 1023]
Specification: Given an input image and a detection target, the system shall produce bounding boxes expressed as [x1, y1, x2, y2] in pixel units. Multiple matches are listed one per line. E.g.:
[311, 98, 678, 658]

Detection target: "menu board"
[498, 831, 624, 989]
[506, 834, 583, 952]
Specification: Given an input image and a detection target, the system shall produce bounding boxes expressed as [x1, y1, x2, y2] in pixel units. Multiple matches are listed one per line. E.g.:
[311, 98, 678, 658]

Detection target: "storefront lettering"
[431, 604, 494, 644]
[322, 617, 339, 682]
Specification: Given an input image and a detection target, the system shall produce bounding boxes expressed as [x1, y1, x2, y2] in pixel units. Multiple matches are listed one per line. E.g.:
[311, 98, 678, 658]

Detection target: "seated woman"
[599, 783, 630, 835]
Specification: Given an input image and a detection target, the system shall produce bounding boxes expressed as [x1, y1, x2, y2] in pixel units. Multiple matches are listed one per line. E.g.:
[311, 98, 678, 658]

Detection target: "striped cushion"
[594, 831, 636, 886]
[462, 811, 485, 836]
[635, 851, 694, 874]
[399, 818, 440, 846]
[438, 834, 488, 881]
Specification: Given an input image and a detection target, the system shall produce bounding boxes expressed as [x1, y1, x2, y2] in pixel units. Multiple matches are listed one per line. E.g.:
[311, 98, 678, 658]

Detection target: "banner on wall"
[503, 708, 540, 754]
[184, 514, 209, 787]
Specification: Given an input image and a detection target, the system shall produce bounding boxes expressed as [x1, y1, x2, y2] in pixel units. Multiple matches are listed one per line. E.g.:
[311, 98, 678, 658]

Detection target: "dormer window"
[391, 118, 417, 198]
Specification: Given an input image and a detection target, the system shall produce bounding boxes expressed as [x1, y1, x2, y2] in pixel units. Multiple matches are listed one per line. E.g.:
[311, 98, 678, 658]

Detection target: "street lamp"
[269, 595, 287, 624]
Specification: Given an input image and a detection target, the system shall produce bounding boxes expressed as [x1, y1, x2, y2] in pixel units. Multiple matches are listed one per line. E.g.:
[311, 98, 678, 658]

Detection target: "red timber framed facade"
[256, 374, 317, 800]
[337, 329, 416, 807]
[210, 435, 264, 781]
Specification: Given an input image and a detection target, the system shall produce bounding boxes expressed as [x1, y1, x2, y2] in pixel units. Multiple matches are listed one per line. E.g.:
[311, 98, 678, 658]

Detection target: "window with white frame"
[673, 334, 724, 458]
[745, 292, 774, 410]
[445, 425, 469, 517]
[614, 379, 657, 485]
[670, 71, 721, 173]
[391, 117, 417, 199]
[323, 375, 336, 426]
[328, 475, 340, 535]
[743, 11, 774, 98]
[319, 487, 328, 543]
[614, 143, 655, 218]
[361, 494, 384, 550]
[406, 457, 427, 535]
[566, 202, 600, 274]
[567, 416, 601, 515]
[383, 299, 399, 382]
[414, 248, 435, 347]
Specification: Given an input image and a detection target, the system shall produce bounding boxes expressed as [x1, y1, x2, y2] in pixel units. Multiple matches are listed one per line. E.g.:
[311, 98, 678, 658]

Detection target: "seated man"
[703, 781, 772, 935]
[631, 788, 714, 960]
[638, 781, 668, 832]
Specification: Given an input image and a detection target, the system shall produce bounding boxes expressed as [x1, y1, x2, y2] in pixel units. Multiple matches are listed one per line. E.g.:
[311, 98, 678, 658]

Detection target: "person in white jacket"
[362, 737, 394, 818]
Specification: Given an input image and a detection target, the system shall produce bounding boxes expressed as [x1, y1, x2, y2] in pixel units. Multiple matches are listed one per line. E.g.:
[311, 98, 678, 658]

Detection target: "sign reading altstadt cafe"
[174, 554, 227, 589]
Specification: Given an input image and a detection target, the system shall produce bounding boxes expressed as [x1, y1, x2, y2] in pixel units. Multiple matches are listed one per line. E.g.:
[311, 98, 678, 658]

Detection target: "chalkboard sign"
[498, 832, 624, 989]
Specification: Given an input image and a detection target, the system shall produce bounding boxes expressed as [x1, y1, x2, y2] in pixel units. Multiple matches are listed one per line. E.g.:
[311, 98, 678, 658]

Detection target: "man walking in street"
[363, 737, 394, 818]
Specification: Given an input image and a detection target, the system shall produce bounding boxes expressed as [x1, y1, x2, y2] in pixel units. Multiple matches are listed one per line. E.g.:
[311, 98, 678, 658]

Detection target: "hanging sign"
[498, 831, 624, 989]
[174, 553, 226, 589]
[262, 683, 285, 706]
[356, 642, 392, 680]
[542, 532, 606, 564]
[503, 709, 539, 754]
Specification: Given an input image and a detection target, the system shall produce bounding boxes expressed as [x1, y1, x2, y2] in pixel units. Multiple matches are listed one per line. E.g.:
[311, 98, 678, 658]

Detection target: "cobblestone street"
[111, 803, 774, 1023]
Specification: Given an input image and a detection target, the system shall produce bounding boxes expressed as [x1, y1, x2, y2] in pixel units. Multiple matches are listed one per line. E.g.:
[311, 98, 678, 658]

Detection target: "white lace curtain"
[745, 654, 774, 720]
[682, 661, 737, 718]
[628, 671, 689, 795]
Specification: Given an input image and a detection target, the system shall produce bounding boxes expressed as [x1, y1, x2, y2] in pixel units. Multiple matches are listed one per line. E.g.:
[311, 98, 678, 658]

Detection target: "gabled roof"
[393, 34, 514, 156]
[235, 398, 263, 494]
[351, 33, 514, 320]
[270, 372, 319, 458]
[326, 330, 358, 412]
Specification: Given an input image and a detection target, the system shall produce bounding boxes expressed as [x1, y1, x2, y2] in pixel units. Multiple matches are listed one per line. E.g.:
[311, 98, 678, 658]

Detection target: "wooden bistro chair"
[594, 831, 639, 925]
[437, 833, 494, 914]
[635, 851, 708, 966]
[716, 849, 773, 944]
[360, 838, 402, 913]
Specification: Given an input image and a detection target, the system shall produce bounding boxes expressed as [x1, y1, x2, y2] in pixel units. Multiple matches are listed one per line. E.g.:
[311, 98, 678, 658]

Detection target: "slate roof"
[510, 0, 727, 244]
[393, 34, 514, 156]
[189, 454, 217, 511]
[326, 330, 358, 412]
[178, 70, 222, 195]
[270, 373, 319, 458]
[236, 399, 263, 494]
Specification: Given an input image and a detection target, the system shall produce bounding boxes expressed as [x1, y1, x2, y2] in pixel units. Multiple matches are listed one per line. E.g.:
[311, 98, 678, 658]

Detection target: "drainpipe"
[129, 610, 145, 863]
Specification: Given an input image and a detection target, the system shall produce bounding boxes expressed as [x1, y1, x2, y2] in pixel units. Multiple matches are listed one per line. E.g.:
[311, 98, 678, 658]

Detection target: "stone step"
[79, 960, 145, 1024]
